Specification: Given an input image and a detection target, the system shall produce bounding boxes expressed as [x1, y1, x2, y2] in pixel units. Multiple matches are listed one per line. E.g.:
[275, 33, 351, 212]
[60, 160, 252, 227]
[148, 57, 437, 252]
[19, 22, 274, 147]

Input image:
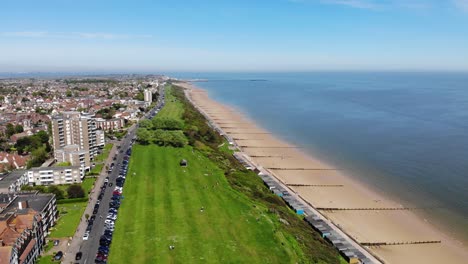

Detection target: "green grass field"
[49, 202, 87, 238]
[109, 145, 308, 263]
[82, 177, 96, 194]
[94, 143, 113, 162]
[157, 86, 184, 120]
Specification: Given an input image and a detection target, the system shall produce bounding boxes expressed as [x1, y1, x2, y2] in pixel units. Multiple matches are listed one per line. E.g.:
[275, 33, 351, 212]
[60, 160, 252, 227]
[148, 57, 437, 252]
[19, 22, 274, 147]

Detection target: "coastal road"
[66, 89, 165, 264]
[61, 143, 118, 263]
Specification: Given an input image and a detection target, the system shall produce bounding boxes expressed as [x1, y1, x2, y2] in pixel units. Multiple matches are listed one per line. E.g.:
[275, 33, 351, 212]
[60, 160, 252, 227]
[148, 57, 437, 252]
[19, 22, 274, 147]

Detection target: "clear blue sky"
[1, 0, 468, 72]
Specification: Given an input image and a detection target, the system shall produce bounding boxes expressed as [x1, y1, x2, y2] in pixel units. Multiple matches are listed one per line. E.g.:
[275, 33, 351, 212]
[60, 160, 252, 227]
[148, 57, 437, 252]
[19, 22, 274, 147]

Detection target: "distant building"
[0, 152, 29, 172]
[0, 170, 28, 194]
[27, 166, 83, 186]
[144, 89, 152, 104]
[9, 131, 32, 143]
[95, 118, 125, 131]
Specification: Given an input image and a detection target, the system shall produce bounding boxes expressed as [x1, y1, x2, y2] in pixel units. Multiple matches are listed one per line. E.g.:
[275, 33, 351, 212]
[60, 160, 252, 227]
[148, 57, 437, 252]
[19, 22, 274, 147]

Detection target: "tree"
[134, 92, 144, 101]
[67, 184, 85, 198]
[170, 131, 188, 147]
[139, 119, 152, 129]
[15, 124, 24, 133]
[47, 185, 65, 200]
[136, 128, 151, 145]
[6, 123, 15, 137]
[27, 146, 48, 168]
[36, 130, 49, 144]
[66, 90, 72, 97]
[152, 117, 183, 130]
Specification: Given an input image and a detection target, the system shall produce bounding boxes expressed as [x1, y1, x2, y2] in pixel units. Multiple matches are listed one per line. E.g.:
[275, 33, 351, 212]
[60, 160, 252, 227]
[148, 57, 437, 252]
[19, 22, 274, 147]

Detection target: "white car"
[104, 219, 114, 225]
[83, 231, 90, 240]
[107, 214, 117, 221]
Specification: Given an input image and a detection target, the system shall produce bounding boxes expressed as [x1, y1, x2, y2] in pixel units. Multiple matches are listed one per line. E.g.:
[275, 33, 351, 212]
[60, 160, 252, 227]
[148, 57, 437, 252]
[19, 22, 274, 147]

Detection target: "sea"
[169, 72, 468, 242]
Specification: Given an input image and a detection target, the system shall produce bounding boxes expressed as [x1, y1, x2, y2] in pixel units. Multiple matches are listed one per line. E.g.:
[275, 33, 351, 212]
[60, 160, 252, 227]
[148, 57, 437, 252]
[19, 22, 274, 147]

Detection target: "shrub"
[67, 184, 85, 198]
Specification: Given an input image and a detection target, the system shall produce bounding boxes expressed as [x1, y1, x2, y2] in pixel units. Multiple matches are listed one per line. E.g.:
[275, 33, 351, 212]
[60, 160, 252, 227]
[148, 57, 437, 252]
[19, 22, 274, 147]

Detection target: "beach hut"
[180, 159, 188, 167]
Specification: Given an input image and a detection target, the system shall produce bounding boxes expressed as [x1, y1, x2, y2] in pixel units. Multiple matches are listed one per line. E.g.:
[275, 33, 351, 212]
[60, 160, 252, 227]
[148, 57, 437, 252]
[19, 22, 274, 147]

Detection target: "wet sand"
[179, 82, 468, 264]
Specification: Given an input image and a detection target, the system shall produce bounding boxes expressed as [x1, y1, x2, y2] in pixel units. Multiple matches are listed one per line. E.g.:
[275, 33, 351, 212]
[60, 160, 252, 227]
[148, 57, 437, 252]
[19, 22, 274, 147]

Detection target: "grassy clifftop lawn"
[109, 85, 343, 263]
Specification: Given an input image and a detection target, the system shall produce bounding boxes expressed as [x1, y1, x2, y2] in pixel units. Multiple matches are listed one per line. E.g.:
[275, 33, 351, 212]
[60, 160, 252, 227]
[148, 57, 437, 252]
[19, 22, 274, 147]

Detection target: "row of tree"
[139, 117, 183, 131]
[5, 123, 24, 137]
[137, 128, 187, 147]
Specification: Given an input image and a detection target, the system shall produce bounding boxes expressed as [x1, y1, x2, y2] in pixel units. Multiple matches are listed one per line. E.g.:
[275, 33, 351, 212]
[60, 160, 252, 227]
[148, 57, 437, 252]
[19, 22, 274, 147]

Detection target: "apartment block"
[51, 111, 104, 170]
[95, 118, 125, 131]
[144, 89, 152, 106]
[54, 145, 90, 171]
[0, 192, 57, 264]
[27, 166, 82, 186]
[0, 170, 29, 193]
[95, 130, 105, 148]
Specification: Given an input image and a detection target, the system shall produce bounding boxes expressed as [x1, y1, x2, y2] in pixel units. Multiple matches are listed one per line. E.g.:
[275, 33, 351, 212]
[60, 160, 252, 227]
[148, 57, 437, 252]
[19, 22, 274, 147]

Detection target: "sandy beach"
[178, 81, 468, 264]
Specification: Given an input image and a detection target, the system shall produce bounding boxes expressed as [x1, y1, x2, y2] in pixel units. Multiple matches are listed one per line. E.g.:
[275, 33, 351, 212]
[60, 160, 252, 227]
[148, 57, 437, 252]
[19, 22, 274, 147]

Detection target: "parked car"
[83, 231, 90, 240]
[53, 240, 59, 246]
[54, 251, 63, 261]
[75, 251, 83, 260]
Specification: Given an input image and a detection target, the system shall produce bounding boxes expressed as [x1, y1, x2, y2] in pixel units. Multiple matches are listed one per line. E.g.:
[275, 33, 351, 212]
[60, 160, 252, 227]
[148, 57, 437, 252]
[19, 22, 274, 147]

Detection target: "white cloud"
[453, 0, 468, 11]
[0, 31, 48, 37]
[320, 0, 379, 9]
[0, 31, 152, 39]
[290, 0, 467, 11]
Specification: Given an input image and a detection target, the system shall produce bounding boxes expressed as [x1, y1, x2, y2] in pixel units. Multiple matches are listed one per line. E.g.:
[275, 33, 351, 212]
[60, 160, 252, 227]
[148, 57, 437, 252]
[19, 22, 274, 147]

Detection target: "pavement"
[61, 89, 165, 264]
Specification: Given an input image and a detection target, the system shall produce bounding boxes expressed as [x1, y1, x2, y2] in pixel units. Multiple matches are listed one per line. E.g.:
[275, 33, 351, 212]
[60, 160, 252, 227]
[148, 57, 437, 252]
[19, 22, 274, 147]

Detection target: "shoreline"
[178, 81, 468, 264]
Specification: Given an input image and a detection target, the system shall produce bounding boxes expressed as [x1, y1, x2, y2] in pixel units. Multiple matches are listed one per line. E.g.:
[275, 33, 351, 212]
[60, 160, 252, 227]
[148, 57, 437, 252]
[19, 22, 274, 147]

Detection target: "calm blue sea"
[169, 72, 468, 241]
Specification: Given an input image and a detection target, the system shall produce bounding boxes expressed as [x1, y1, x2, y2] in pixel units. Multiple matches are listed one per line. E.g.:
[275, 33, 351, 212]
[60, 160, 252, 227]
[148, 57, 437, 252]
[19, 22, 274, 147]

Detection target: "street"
[62, 89, 165, 264]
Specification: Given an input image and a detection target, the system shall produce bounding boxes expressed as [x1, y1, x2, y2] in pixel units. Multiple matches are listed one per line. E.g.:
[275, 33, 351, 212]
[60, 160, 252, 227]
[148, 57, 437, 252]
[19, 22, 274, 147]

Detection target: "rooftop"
[29, 166, 80, 172]
[0, 170, 27, 190]
[3, 192, 55, 215]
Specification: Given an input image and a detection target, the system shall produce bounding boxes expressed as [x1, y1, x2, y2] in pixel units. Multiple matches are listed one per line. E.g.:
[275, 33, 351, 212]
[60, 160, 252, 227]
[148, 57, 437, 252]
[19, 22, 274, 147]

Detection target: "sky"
[1, 0, 468, 72]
